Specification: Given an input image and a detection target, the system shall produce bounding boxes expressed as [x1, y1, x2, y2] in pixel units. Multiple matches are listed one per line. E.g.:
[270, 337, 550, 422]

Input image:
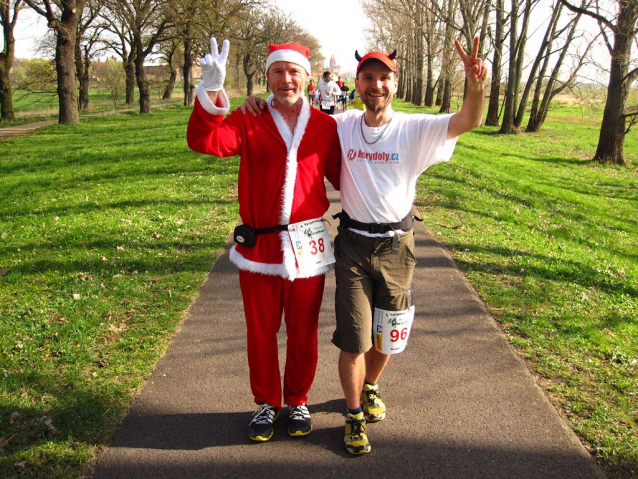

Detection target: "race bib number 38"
[373, 306, 415, 354]
[288, 218, 335, 274]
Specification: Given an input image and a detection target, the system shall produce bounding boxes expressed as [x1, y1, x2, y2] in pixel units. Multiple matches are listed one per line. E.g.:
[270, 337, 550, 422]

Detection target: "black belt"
[333, 210, 422, 254]
[255, 224, 289, 235]
[332, 210, 419, 234]
[233, 223, 288, 248]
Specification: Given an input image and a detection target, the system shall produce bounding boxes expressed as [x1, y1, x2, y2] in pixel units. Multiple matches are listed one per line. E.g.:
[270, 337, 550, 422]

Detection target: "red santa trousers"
[238, 269, 325, 409]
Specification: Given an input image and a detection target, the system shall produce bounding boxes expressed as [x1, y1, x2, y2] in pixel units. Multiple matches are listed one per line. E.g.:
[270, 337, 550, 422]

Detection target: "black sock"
[348, 407, 363, 415]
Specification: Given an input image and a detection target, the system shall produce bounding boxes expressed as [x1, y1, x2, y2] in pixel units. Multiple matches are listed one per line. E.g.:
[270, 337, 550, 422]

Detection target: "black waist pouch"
[233, 224, 256, 247]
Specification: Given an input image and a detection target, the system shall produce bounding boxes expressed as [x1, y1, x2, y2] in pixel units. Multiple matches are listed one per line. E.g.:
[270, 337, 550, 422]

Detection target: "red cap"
[355, 50, 398, 75]
[266, 42, 311, 74]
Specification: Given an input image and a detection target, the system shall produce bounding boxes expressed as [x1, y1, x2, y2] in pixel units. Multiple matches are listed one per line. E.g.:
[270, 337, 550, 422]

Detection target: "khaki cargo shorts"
[332, 229, 416, 354]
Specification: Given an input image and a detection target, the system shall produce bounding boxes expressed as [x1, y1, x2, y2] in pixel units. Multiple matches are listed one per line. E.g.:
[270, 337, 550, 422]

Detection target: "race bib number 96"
[373, 306, 415, 354]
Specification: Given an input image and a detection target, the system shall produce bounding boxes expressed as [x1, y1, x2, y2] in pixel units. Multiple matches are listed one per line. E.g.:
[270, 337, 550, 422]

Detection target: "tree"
[93, 56, 123, 107]
[0, 0, 24, 121]
[23, 0, 88, 125]
[485, 0, 505, 126]
[75, 0, 103, 110]
[561, 0, 638, 165]
[499, 0, 537, 133]
[103, 0, 172, 114]
[100, 11, 135, 104]
[526, 1, 595, 132]
[157, 37, 180, 100]
[169, 0, 258, 106]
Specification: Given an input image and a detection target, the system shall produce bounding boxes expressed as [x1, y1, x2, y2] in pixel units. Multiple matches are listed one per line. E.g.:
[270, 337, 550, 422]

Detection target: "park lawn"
[404, 99, 637, 477]
[3, 88, 184, 127]
[0, 103, 241, 478]
[0, 97, 636, 478]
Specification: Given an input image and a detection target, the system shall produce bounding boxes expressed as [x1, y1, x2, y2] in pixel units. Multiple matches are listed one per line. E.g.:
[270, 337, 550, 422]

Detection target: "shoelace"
[349, 416, 365, 437]
[364, 388, 381, 405]
[251, 405, 276, 425]
[289, 404, 310, 420]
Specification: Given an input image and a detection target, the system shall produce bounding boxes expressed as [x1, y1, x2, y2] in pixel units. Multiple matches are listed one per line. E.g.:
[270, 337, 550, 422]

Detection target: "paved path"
[91, 186, 605, 478]
[0, 119, 58, 139]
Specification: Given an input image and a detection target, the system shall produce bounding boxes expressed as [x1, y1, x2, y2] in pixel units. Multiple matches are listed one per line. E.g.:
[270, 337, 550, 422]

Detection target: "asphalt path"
[91, 186, 606, 479]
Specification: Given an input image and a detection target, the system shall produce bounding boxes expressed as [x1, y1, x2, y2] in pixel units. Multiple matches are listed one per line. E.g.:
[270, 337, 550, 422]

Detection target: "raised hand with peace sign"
[454, 37, 488, 88]
[447, 37, 488, 139]
[200, 37, 230, 92]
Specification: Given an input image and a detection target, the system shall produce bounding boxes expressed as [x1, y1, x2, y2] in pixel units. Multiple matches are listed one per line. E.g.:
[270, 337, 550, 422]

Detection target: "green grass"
[399, 98, 638, 478]
[2, 88, 183, 127]
[1, 95, 636, 478]
[0, 103, 241, 477]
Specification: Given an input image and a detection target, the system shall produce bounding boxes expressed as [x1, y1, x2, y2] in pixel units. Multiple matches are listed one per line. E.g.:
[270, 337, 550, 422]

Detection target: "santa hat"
[265, 43, 311, 75]
[355, 49, 398, 75]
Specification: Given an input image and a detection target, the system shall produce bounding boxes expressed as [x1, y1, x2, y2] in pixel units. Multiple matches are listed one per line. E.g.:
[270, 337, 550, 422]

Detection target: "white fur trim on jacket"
[229, 246, 288, 277]
[267, 95, 312, 280]
[195, 82, 230, 116]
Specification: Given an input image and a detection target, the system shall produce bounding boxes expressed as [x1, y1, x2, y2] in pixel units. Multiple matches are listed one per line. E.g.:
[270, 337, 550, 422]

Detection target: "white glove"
[200, 37, 230, 91]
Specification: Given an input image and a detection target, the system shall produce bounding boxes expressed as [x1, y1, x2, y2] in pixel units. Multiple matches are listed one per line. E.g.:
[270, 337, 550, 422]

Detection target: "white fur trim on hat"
[265, 49, 311, 75]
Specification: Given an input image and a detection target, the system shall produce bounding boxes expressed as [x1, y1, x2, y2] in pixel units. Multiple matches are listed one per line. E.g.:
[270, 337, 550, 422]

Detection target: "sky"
[9, 1, 372, 75]
[274, 0, 372, 74]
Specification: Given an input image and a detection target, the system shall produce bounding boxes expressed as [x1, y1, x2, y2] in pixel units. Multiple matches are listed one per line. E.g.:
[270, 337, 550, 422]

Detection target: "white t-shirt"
[316, 80, 341, 107]
[334, 109, 457, 227]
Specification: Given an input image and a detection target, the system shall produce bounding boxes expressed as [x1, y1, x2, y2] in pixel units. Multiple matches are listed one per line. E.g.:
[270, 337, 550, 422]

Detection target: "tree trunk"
[0, 67, 15, 121]
[413, 8, 424, 106]
[243, 52, 255, 97]
[135, 42, 151, 114]
[183, 36, 194, 106]
[76, 42, 91, 111]
[499, 0, 520, 134]
[435, 72, 444, 106]
[439, 0, 454, 114]
[0, 2, 17, 122]
[163, 67, 176, 100]
[56, 18, 81, 124]
[0, 35, 15, 121]
[486, 0, 504, 126]
[515, 1, 560, 128]
[593, 2, 637, 165]
[124, 52, 136, 105]
[425, 54, 435, 107]
[527, 6, 583, 133]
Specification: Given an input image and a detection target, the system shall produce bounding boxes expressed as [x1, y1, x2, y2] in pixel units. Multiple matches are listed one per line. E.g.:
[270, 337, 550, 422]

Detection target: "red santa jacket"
[187, 86, 341, 280]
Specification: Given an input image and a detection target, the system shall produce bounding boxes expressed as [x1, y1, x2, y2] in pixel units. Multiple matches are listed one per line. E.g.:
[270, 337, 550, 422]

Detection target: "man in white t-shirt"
[331, 38, 486, 455]
[240, 38, 487, 455]
[315, 71, 342, 115]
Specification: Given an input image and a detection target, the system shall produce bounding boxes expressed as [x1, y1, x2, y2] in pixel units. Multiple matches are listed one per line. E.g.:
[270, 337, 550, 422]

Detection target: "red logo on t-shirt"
[347, 149, 357, 161]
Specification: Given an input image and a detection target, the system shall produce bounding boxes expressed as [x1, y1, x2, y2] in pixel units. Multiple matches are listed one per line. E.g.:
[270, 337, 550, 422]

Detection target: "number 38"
[309, 238, 325, 255]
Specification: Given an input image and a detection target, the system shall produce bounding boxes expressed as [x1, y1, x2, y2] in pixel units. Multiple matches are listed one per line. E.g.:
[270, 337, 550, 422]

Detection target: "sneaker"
[344, 411, 371, 455]
[361, 383, 386, 422]
[287, 403, 312, 436]
[248, 403, 279, 442]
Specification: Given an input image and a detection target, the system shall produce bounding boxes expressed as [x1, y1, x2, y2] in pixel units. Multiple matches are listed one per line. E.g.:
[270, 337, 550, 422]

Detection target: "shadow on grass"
[414, 237, 638, 305]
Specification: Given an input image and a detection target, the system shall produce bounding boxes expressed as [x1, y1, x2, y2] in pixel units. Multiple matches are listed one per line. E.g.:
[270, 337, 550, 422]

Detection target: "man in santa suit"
[187, 38, 341, 442]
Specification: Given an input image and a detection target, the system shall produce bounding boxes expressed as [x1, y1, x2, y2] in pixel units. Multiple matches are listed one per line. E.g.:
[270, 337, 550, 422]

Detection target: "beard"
[362, 91, 393, 112]
[273, 87, 302, 109]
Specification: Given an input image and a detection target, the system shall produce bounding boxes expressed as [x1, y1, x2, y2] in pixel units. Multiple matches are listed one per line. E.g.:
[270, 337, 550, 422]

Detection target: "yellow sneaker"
[344, 412, 371, 455]
[361, 383, 386, 422]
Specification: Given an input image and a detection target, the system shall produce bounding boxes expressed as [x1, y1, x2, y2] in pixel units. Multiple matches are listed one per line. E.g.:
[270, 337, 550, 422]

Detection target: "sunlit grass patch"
[401, 97, 637, 477]
[0, 103, 240, 478]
